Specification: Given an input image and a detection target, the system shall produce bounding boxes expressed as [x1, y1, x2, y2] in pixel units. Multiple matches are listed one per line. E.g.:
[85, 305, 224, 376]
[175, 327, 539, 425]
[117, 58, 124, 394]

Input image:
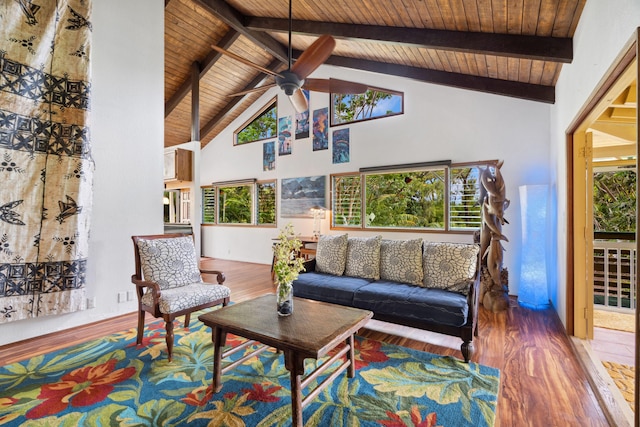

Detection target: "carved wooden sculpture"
[479, 161, 510, 312]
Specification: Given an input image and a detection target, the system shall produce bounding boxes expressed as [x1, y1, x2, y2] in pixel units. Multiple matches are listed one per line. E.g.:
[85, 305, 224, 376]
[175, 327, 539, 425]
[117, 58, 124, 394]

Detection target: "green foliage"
[201, 187, 216, 223]
[333, 175, 362, 226]
[218, 185, 251, 224]
[236, 103, 277, 145]
[332, 89, 397, 125]
[365, 171, 445, 229]
[257, 182, 276, 225]
[593, 170, 636, 233]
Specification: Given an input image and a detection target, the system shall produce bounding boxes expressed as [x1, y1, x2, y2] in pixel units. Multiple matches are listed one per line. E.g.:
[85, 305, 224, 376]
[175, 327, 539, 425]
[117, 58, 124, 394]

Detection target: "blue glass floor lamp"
[518, 184, 550, 309]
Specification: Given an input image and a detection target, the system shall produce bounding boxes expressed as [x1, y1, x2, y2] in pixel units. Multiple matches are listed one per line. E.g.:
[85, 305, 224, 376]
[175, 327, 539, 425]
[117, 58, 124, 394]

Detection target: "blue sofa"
[292, 236, 480, 362]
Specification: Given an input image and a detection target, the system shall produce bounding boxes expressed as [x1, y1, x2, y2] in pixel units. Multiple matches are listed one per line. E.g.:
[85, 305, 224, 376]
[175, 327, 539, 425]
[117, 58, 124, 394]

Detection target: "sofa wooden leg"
[461, 341, 473, 363]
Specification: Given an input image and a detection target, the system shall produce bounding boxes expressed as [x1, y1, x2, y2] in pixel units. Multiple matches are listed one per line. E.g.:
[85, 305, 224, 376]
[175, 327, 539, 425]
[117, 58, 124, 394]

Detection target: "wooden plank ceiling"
[165, 0, 586, 148]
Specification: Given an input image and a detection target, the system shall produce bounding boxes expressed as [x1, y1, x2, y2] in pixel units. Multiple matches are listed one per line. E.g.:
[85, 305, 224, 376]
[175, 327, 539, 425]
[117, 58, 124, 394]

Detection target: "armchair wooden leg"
[136, 310, 145, 345]
[166, 320, 174, 362]
[184, 313, 191, 328]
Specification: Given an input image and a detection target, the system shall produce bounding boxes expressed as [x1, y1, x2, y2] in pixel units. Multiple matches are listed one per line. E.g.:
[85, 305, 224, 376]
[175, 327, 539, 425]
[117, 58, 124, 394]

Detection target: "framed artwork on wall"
[312, 107, 328, 151]
[332, 128, 350, 164]
[278, 116, 292, 155]
[280, 175, 326, 218]
[263, 141, 275, 171]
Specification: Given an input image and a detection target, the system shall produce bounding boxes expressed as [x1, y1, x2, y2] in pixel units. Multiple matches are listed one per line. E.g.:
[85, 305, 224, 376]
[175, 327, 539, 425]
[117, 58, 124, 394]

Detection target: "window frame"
[330, 160, 498, 234]
[201, 179, 277, 228]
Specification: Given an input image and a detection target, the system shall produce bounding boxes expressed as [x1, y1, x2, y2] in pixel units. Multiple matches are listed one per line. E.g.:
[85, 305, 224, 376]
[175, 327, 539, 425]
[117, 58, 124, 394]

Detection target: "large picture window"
[365, 170, 445, 229]
[331, 162, 493, 232]
[330, 86, 403, 126]
[202, 179, 277, 227]
[234, 97, 277, 145]
[219, 185, 252, 224]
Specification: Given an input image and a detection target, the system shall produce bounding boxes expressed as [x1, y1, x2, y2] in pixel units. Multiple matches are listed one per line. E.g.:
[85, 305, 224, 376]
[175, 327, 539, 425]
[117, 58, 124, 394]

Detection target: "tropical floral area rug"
[0, 312, 500, 427]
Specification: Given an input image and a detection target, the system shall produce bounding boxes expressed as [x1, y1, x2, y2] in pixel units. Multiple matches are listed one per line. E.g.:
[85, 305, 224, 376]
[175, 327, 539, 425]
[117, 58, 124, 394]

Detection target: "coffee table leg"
[347, 334, 356, 377]
[284, 350, 305, 427]
[212, 327, 226, 393]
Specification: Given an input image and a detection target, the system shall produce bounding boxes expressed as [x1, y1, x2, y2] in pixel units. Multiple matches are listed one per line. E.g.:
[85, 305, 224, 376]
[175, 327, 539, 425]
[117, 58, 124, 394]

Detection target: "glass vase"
[276, 282, 293, 316]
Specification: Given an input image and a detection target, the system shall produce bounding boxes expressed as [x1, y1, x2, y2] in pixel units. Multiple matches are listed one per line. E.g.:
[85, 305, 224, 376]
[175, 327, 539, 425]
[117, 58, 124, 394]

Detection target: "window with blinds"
[449, 167, 483, 230]
[257, 181, 276, 225]
[331, 162, 488, 232]
[202, 187, 216, 224]
[332, 174, 362, 227]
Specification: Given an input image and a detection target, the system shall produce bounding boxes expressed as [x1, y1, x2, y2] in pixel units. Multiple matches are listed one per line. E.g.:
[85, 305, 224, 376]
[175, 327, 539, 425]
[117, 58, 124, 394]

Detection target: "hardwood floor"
[0, 259, 610, 426]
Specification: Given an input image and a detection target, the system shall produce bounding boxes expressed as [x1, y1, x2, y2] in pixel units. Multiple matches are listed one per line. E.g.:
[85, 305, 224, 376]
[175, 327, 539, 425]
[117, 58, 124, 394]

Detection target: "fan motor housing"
[276, 71, 303, 95]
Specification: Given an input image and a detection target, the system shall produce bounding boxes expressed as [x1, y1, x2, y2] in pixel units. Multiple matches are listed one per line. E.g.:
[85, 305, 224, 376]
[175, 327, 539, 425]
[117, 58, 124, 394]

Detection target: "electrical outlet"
[87, 297, 96, 309]
[126, 290, 134, 301]
[117, 292, 126, 303]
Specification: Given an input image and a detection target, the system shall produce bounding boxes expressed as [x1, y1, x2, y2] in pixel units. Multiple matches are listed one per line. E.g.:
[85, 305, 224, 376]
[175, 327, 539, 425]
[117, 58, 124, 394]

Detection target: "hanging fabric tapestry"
[0, 1, 93, 323]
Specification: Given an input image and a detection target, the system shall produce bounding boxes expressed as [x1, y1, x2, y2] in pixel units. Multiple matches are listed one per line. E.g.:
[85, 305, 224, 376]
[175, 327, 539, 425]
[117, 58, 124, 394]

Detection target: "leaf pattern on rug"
[0, 312, 500, 426]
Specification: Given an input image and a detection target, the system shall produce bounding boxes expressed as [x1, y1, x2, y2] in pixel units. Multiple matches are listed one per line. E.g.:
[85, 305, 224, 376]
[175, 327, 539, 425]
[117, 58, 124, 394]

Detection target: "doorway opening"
[568, 36, 637, 426]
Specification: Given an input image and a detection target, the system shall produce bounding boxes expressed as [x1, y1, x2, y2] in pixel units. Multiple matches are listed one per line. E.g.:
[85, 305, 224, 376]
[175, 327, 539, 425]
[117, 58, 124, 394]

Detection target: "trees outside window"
[257, 182, 276, 225]
[331, 87, 403, 126]
[365, 171, 445, 229]
[234, 98, 277, 145]
[593, 169, 636, 233]
[219, 185, 252, 224]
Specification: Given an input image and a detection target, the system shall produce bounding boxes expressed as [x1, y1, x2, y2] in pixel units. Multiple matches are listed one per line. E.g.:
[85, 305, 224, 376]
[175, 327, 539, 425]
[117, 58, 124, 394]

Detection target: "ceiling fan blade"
[227, 83, 277, 97]
[289, 88, 308, 113]
[304, 78, 369, 94]
[290, 34, 336, 80]
[211, 44, 283, 78]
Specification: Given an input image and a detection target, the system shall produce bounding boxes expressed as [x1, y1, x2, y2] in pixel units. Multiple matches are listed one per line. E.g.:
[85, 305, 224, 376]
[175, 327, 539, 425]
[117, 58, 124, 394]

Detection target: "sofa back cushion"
[136, 236, 202, 289]
[345, 235, 383, 279]
[379, 238, 424, 286]
[315, 234, 349, 276]
[422, 242, 479, 293]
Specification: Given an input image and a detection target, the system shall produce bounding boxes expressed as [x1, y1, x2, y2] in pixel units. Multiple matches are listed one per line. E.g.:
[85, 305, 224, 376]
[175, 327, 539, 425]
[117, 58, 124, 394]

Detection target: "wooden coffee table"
[198, 294, 373, 427]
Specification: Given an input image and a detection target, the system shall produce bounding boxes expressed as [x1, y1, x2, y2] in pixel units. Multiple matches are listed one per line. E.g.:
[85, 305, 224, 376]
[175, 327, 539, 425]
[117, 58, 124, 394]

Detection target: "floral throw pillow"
[379, 238, 424, 286]
[315, 234, 349, 276]
[422, 242, 479, 292]
[136, 236, 202, 289]
[345, 235, 383, 279]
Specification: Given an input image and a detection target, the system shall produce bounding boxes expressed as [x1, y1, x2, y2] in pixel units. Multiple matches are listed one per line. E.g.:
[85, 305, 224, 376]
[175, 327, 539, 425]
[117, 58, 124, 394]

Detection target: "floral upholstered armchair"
[131, 234, 231, 361]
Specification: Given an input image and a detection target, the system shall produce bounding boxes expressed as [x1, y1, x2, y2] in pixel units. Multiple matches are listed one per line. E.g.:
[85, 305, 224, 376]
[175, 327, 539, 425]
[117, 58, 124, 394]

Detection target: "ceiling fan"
[210, 0, 369, 113]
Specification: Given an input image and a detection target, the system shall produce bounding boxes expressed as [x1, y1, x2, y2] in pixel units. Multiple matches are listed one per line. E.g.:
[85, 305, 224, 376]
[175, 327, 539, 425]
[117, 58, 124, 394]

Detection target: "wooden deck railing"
[593, 236, 636, 313]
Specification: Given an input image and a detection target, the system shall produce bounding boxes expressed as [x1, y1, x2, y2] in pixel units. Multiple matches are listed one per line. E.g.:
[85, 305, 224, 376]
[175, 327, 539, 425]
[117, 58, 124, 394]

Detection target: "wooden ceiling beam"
[319, 54, 556, 103]
[200, 59, 282, 145]
[193, 0, 289, 64]
[246, 17, 573, 63]
[165, 29, 241, 118]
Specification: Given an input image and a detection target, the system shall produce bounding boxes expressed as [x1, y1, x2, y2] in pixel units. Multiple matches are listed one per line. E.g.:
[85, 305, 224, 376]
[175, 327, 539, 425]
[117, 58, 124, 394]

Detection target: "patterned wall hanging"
[0, 1, 93, 322]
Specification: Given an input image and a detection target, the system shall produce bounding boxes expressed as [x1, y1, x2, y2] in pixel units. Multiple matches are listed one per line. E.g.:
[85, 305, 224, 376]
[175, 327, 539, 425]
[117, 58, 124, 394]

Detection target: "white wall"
[201, 66, 552, 297]
[0, 0, 164, 346]
[551, 3, 640, 326]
